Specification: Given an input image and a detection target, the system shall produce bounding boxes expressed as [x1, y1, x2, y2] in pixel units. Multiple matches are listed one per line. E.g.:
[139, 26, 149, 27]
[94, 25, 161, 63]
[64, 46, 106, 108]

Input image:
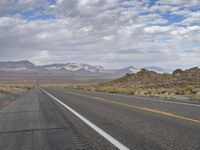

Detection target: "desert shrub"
[175, 88, 185, 95]
[0, 89, 5, 93]
[25, 86, 35, 90]
[189, 94, 200, 101]
[126, 89, 135, 95]
[62, 84, 199, 99]
[91, 86, 136, 95]
[183, 86, 197, 94]
[174, 86, 197, 95]
[0, 85, 35, 94]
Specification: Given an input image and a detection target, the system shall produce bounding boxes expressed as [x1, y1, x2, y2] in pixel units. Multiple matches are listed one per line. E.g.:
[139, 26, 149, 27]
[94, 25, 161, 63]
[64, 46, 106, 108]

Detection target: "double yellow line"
[66, 91, 200, 124]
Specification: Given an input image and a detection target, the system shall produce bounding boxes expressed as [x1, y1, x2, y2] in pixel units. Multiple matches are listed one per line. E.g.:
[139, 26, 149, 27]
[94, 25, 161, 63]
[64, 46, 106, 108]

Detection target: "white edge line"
[41, 88, 130, 150]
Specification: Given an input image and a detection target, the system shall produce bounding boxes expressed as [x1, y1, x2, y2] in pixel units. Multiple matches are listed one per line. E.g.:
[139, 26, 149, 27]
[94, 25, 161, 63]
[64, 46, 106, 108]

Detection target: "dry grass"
[50, 84, 200, 101]
[0, 84, 36, 94]
[0, 84, 36, 110]
[189, 94, 200, 101]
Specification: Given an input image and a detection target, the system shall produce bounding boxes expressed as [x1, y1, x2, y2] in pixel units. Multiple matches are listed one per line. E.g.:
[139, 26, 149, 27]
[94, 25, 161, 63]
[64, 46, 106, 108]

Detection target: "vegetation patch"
[50, 84, 200, 101]
[0, 84, 36, 110]
[0, 84, 36, 94]
[46, 67, 200, 101]
[189, 94, 200, 101]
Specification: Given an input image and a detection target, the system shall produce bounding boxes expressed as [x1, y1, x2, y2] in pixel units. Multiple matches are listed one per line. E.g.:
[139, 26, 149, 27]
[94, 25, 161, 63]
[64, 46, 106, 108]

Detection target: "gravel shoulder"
[0, 93, 19, 110]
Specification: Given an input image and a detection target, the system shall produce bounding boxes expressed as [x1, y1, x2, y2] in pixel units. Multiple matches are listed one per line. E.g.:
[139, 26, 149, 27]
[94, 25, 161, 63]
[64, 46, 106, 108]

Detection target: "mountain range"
[0, 60, 171, 77]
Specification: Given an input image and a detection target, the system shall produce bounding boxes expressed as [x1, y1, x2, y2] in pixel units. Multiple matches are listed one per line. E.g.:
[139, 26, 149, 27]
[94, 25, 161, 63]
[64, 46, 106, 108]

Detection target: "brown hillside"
[107, 67, 200, 88]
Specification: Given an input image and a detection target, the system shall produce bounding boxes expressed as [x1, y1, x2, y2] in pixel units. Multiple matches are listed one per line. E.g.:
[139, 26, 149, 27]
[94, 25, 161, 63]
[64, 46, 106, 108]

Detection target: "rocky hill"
[108, 67, 200, 88]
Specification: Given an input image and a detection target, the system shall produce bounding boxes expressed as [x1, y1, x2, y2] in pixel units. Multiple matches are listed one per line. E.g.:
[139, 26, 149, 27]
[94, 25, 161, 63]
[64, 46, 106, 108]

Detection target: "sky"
[0, 0, 199, 69]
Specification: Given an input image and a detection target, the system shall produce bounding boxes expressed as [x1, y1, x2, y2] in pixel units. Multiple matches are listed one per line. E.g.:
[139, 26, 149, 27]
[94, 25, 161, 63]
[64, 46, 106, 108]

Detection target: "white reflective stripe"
[41, 89, 130, 150]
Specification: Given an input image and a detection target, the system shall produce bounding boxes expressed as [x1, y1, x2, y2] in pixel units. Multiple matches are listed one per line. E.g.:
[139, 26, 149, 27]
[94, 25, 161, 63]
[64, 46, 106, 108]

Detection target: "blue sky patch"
[161, 13, 184, 24]
[11, 10, 55, 20]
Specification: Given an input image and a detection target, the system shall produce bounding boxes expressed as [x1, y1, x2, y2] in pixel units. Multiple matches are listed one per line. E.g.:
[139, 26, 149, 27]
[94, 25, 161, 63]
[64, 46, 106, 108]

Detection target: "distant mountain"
[40, 63, 110, 76]
[0, 60, 35, 71]
[144, 66, 172, 73]
[0, 61, 112, 77]
[42, 63, 105, 73]
[107, 67, 200, 88]
[111, 66, 140, 76]
[0, 60, 171, 77]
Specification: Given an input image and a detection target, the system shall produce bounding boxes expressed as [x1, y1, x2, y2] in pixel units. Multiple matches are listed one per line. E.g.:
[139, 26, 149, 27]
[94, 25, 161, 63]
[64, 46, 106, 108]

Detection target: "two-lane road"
[44, 88, 200, 150]
[0, 88, 200, 150]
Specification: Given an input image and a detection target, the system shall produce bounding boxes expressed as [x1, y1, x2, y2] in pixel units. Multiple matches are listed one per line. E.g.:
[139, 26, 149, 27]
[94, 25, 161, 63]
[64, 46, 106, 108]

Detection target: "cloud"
[179, 11, 200, 25]
[0, 0, 199, 69]
[158, 0, 200, 6]
[0, 0, 50, 17]
[144, 26, 172, 34]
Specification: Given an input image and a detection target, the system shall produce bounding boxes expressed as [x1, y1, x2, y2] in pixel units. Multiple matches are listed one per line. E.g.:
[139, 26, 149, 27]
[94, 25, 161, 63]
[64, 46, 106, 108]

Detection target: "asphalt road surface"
[0, 88, 200, 150]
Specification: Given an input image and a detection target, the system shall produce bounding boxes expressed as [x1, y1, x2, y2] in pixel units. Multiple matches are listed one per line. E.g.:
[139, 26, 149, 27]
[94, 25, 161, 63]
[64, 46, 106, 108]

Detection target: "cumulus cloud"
[158, 0, 200, 6]
[0, 0, 199, 69]
[0, 0, 50, 17]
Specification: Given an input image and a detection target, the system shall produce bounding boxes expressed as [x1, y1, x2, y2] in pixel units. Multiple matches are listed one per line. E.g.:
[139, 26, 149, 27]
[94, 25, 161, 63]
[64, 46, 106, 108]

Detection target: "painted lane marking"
[118, 94, 200, 107]
[64, 90, 200, 124]
[41, 89, 130, 150]
[73, 90, 200, 107]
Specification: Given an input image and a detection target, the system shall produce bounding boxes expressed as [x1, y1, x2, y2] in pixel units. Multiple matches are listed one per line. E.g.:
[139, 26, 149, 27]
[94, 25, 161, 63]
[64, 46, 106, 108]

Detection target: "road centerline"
[41, 88, 130, 150]
[117, 94, 200, 107]
[73, 90, 200, 107]
[62, 90, 200, 124]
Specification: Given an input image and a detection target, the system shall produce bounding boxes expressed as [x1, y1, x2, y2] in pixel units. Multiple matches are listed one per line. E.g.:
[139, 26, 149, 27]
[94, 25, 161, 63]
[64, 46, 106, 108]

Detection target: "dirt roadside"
[0, 93, 19, 110]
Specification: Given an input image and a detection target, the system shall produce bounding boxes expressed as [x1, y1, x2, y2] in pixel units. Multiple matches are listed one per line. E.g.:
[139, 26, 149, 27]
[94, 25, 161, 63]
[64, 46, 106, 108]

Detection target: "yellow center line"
[65, 91, 200, 124]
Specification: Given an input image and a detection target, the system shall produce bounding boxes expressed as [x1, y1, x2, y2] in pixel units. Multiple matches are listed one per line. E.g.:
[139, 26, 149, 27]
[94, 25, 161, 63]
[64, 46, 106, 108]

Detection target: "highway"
[0, 88, 200, 150]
